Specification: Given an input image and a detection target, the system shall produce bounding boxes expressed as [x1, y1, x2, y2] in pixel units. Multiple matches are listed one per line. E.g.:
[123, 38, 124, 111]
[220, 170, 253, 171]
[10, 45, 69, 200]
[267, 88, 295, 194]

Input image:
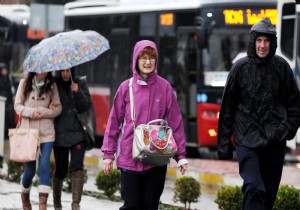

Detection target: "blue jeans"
[22, 142, 53, 188]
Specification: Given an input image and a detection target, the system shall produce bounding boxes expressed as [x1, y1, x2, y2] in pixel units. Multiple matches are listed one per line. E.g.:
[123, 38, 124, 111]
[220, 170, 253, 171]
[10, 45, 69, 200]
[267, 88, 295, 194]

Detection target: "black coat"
[0, 74, 13, 104]
[0, 74, 15, 134]
[217, 18, 300, 160]
[54, 76, 92, 147]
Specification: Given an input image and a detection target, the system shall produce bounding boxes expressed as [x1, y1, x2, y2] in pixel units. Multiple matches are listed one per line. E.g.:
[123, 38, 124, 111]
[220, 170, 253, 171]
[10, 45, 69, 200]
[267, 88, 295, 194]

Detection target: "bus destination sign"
[223, 9, 277, 25]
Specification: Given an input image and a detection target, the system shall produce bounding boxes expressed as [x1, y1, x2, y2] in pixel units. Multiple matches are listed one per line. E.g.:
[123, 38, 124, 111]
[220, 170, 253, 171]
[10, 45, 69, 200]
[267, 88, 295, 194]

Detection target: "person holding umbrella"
[14, 71, 62, 210]
[51, 68, 92, 210]
[21, 29, 109, 210]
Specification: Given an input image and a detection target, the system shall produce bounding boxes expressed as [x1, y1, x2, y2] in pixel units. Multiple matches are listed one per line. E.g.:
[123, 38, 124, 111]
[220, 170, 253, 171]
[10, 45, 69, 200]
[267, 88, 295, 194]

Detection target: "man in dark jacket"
[52, 68, 92, 210]
[217, 18, 300, 210]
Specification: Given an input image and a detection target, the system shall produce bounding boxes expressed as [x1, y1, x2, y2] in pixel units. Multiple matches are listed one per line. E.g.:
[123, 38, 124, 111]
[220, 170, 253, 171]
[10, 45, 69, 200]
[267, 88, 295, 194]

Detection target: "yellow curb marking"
[84, 156, 99, 166]
[166, 168, 177, 178]
[199, 173, 224, 194]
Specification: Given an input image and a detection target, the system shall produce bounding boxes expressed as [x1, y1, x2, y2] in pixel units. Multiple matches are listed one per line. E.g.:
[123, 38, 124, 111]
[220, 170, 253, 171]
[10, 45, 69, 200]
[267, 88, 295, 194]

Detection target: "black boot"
[52, 176, 63, 210]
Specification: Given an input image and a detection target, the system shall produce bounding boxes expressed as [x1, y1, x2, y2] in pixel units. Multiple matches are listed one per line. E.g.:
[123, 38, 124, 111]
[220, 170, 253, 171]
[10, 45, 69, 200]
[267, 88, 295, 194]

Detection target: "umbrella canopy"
[23, 30, 110, 73]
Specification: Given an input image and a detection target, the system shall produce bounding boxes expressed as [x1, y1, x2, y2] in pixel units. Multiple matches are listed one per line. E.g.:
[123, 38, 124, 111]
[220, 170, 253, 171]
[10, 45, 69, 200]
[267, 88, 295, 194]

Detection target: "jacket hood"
[247, 18, 277, 62]
[132, 40, 158, 83]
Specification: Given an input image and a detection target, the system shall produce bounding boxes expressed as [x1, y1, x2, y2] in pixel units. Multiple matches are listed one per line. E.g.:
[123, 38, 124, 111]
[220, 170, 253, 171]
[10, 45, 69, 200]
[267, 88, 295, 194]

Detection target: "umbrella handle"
[69, 69, 74, 84]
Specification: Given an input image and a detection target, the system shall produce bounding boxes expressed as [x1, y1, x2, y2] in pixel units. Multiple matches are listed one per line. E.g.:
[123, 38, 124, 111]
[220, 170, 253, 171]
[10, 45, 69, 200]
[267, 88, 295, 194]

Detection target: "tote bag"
[129, 78, 177, 166]
[8, 118, 40, 162]
[132, 119, 178, 166]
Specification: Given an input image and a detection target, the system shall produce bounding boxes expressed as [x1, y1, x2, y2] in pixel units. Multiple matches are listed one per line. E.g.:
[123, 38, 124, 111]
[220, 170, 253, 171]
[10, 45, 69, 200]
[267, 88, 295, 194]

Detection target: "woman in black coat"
[52, 68, 92, 210]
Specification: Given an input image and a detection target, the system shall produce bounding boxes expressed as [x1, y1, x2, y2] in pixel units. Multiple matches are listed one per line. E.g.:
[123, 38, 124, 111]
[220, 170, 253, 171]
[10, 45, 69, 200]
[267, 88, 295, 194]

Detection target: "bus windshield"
[202, 27, 249, 87]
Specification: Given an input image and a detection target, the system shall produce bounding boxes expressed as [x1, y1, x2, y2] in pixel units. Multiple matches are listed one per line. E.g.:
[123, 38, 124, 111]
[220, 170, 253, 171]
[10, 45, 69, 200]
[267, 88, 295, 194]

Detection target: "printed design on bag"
[148, 129, 176, 154]
[143, 130, 150, 145]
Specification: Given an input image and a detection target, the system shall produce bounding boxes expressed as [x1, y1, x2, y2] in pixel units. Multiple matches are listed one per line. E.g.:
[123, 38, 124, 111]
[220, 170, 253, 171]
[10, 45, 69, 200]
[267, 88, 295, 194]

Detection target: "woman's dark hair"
[23, 72, 54, 98]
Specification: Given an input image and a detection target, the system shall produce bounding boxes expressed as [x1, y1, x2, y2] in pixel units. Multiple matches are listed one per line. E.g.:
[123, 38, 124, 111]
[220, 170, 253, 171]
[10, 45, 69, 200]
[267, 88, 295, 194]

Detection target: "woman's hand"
[180, 163, 187, 175]
[49, 102, 59, 110]
[32, 110, 41, 119]
[103, 159, 114, 175]
[71, 83, 79, 93]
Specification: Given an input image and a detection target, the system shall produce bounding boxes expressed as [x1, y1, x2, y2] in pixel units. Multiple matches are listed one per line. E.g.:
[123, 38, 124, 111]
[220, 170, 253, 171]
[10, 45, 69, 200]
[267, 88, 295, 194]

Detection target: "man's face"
[255, 35, 270, 58]
[61, 69, 71, 81]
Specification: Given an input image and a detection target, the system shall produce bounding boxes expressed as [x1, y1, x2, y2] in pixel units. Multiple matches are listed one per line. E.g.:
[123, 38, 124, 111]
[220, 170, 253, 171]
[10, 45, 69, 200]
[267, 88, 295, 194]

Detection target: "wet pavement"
[1, 141, 300, 210]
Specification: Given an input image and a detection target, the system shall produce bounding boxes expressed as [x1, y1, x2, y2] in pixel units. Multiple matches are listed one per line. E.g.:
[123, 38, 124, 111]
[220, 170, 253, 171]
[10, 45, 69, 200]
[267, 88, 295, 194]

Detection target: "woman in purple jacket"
[101, 40, 188, 210]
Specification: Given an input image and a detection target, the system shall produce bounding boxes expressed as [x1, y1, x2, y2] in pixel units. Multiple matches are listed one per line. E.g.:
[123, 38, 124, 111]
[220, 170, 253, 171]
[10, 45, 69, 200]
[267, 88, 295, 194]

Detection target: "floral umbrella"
[23, 30, 110, 73]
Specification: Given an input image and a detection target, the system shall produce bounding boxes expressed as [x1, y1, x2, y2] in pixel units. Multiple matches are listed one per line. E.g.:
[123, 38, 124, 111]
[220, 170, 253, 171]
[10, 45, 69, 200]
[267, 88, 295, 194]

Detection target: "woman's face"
[36, 72, 48, 81]
[138, 54, 156, 80]
[1, 67, 8, 76]
[61, 69, 71, 81]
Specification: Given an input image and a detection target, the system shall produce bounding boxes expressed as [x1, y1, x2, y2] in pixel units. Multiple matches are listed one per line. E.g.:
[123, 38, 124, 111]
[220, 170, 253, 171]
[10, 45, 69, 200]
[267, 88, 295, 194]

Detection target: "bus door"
[176, 27, 198, 147]
[296, 3, 300, 149]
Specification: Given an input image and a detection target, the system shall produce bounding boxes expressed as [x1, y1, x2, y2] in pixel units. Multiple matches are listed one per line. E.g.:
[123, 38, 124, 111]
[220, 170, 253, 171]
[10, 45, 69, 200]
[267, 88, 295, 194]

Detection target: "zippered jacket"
[218, 18, 300, 160]
[54, 76, 92, 147]
[101, 40, 186, 171]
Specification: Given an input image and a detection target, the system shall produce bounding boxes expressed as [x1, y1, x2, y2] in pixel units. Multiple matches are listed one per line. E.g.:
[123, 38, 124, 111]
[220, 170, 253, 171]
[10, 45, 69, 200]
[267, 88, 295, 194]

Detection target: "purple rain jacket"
[101, 40, 187, 171]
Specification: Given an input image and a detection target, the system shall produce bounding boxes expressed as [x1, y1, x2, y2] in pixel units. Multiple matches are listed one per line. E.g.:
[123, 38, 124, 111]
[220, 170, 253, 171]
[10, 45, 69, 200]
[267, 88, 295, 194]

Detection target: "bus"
[64, 0, 277, 155]
[0, 4, 46, 92]
[277, 0, 300, 151]
[0, 4, 30, 89]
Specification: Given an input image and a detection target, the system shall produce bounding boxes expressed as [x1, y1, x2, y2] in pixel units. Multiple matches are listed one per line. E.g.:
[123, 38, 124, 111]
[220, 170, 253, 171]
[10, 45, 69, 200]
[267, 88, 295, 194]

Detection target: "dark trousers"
[235, 141, 286, 210]
[53, 141, 86, 179]
[119, 165, 167, 210]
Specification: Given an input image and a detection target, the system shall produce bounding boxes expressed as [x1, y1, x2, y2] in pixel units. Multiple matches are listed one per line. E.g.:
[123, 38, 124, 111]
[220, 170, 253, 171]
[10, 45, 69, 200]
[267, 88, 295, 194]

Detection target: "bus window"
[281, 3, 295, 60]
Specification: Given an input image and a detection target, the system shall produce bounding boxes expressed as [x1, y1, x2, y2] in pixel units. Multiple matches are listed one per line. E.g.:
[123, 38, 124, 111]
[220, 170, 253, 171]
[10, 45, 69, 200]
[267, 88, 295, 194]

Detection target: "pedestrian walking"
[52, 68, 92, 210]
[101, 40, 188, 210]
[14, 72, 62, 210]
[0, 63, 15, 138]
[217, 18, 300, 210]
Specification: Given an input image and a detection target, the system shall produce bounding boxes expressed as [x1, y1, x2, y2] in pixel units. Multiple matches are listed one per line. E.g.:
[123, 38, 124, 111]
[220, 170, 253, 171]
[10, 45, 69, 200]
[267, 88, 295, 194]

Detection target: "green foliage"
[6, 160, 23, 183]
[273, 185, 300, 210]
[215, 185, 243, 210]
[95, 168, 121, 200]
[215, 185, 300, 210]
[173, 176, 201, 210]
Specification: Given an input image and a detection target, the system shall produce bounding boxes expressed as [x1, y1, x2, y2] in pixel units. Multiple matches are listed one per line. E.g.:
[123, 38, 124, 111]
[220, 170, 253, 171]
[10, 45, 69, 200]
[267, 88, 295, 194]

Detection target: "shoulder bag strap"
[129, 77, 135, 128]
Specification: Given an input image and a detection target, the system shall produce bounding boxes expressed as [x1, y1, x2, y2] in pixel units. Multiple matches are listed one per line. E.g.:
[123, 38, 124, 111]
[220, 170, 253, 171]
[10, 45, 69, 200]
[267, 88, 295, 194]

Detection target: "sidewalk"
[84, 149, 300, 193]
[1, 141, 300, 209]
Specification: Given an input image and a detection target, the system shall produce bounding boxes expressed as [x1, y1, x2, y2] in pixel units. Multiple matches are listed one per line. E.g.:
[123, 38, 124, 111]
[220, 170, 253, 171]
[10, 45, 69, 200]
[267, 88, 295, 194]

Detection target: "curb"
[3, 142, 241, 195]
[82, 150, 240, 195]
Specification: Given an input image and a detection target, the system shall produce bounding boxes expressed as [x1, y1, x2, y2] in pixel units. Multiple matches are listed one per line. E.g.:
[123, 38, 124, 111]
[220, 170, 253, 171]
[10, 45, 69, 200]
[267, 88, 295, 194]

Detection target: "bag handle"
[129, 78, 136, 129]
[147, 119, 167, 126]
[16, 114, 33, 129]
